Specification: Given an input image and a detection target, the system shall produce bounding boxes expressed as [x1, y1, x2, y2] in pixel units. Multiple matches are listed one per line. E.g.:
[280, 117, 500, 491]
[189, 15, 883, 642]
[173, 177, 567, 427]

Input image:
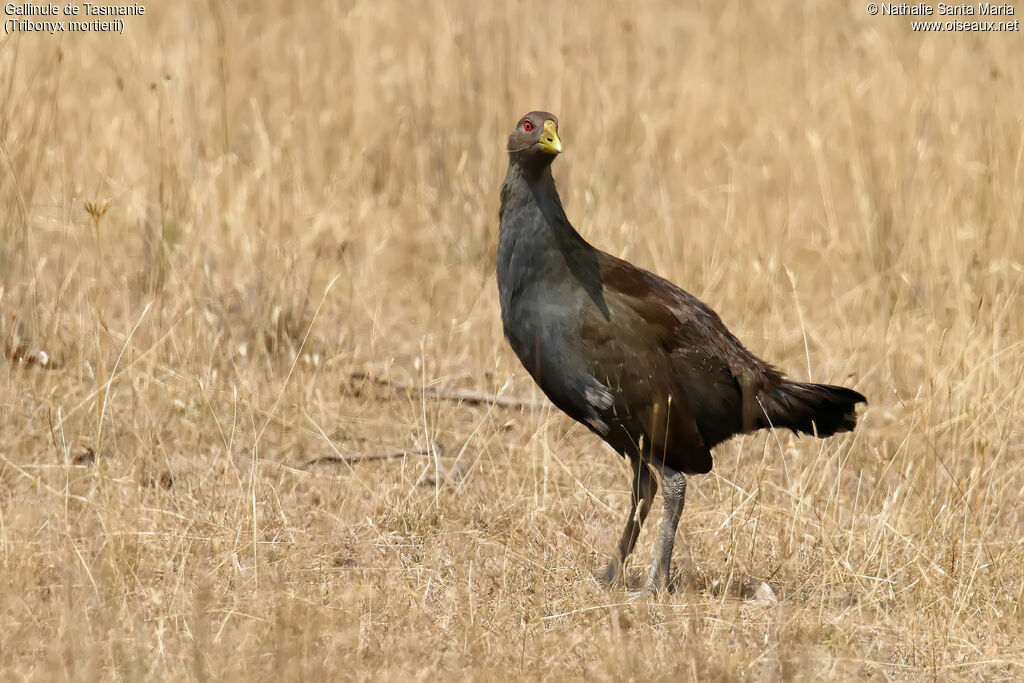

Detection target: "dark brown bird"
[497, 111, 866, 592]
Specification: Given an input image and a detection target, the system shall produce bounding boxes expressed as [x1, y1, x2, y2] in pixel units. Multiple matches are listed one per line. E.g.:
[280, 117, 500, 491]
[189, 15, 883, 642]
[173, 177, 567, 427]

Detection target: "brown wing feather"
[590, 253, 785, 457]
[568, 256, 717, 473]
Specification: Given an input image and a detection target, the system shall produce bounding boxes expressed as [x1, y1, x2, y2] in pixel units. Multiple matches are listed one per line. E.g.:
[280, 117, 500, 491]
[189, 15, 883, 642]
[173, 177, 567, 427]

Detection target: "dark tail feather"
[759, 381, 867, 437]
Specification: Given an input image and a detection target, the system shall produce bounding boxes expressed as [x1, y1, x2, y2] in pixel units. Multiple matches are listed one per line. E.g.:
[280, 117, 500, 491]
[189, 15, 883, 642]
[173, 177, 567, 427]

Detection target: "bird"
[496, 111, 867, 593]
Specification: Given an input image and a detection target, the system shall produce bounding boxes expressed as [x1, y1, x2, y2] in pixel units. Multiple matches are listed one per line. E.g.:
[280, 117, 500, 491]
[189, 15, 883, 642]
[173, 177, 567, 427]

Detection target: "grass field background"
[2, 1, 1024, 679]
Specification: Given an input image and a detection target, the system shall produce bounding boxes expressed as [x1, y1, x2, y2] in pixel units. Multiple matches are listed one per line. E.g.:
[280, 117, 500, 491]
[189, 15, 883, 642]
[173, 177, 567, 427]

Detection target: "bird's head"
[507, 111, 561, 168]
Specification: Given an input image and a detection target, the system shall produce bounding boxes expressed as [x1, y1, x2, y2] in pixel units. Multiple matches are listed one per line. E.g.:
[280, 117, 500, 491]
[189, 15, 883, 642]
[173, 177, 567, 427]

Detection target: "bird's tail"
[758, 381, 866, 437]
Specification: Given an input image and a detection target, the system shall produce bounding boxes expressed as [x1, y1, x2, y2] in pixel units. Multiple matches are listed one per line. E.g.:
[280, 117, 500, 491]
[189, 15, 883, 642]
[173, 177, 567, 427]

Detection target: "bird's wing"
[567, 257, 714, 472]
[594, 252, 784, 451]
[599, 253, 779, 376]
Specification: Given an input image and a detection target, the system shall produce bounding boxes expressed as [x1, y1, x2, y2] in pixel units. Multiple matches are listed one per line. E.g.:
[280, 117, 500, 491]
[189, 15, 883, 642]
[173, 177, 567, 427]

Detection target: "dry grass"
[2, 1, 1024, 679]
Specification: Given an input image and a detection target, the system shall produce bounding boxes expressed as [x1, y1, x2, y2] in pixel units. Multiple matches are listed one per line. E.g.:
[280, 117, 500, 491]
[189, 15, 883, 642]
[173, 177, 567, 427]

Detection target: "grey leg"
[604, 458, 657, 585]
[648, 466, 686, 593]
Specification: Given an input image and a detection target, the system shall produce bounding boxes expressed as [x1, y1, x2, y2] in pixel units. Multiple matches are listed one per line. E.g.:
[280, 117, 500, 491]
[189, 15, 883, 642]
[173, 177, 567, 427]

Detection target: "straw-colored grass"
[2, 2, 1023, 679]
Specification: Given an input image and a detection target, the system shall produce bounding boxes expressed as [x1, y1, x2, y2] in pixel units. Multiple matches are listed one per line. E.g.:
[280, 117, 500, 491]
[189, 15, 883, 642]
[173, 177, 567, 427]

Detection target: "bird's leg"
[604, 458, 656, 585]
[648, 467, 686, 593]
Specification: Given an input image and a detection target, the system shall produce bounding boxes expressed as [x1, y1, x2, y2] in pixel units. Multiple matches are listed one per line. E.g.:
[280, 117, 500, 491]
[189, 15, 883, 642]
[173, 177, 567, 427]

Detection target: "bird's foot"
[625, 580, 672, 601]
[647, 579, 670, 595]
[602, 558, 626, 587]
[625, 588, 650, 601]
[646, 565, 675, 595]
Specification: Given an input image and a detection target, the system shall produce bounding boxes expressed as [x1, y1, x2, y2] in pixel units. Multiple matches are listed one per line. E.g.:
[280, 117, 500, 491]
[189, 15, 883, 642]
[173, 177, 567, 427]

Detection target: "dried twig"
[349, 372, 547, 409]
[301, 443, 442, 469]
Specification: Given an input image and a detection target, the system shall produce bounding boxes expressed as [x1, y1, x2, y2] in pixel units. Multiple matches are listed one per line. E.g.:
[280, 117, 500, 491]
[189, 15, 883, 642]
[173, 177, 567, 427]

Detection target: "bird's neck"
[497, 158, 611, 329]
[497, 159, 605, 314]
[499, 161, 585, 248]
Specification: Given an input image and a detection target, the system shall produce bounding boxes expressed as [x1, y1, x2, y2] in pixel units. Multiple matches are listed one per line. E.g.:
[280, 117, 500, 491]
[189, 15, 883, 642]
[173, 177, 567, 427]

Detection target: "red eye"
[523, 121, 533, 132]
